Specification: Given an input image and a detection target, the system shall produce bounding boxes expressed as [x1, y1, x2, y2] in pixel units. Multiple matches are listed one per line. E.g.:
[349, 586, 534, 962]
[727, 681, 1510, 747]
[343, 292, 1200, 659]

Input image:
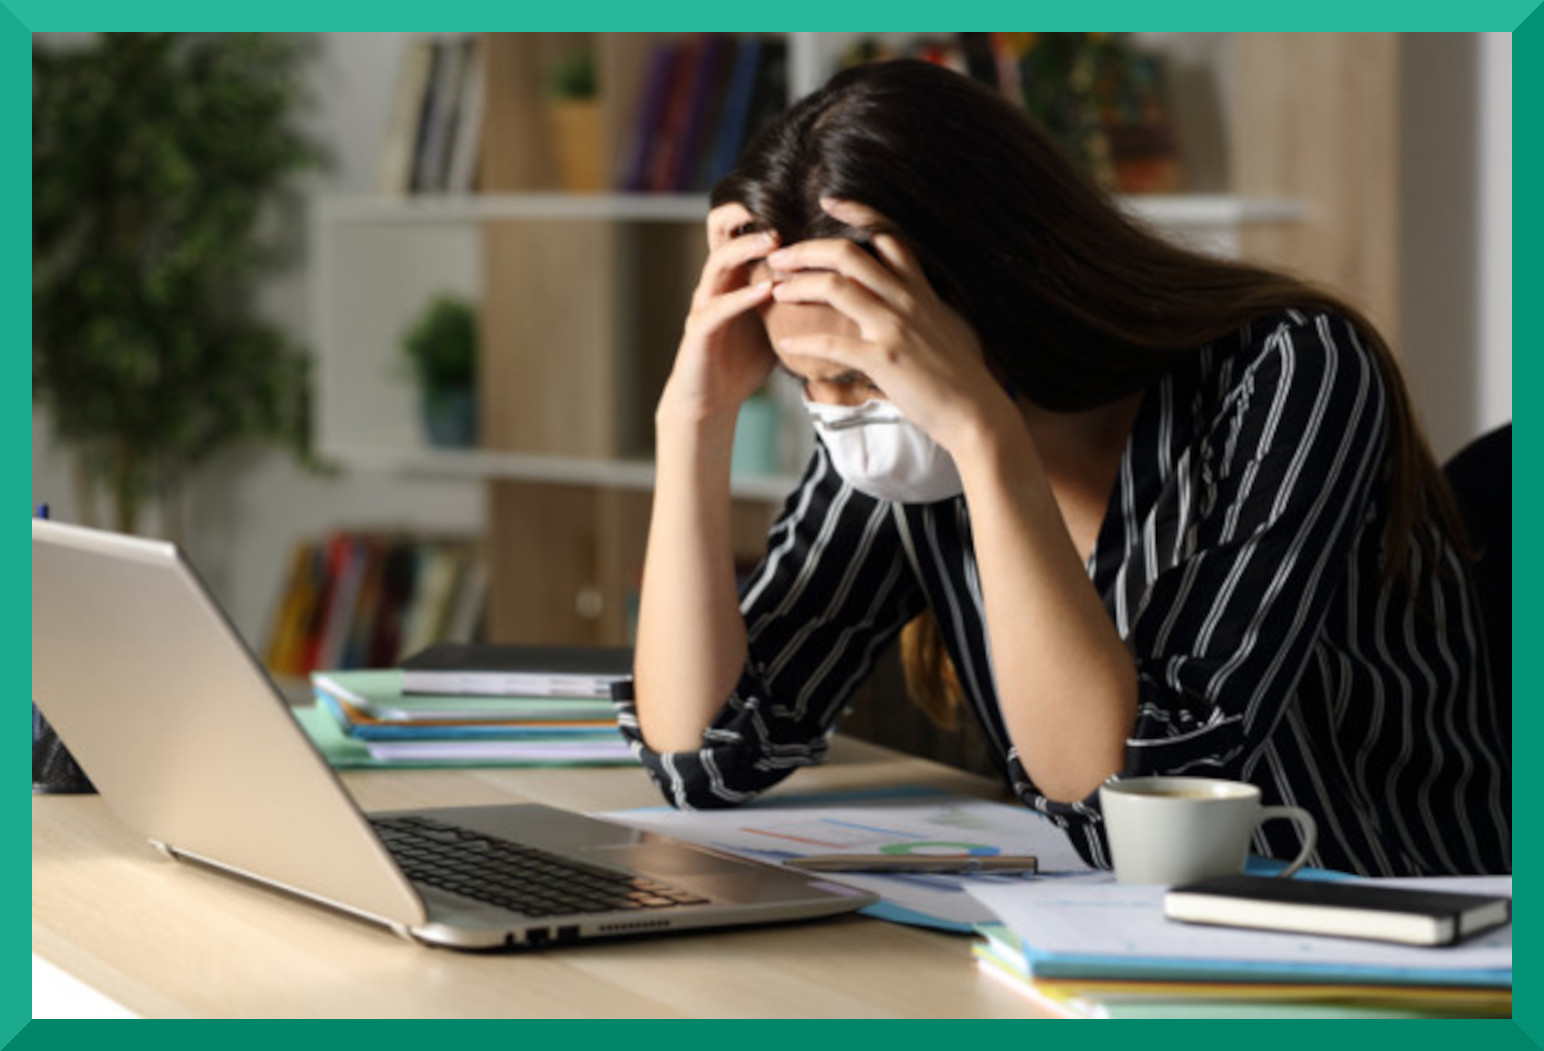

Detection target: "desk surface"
[32, 735, 1052, 1019]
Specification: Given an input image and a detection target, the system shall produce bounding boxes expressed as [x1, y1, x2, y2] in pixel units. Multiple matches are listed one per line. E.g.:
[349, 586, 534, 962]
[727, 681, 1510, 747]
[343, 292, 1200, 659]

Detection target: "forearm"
[633, 411, 750, 753]
[955, 420, 1137, 804]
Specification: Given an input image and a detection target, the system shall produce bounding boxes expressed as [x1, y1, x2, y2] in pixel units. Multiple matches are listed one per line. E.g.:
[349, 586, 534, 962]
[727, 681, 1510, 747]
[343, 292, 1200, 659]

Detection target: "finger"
[770, 270, 899, 337]
[766, 238, 911, 313]
[689, 279, 774, 337]
[819, 196, 890, 229]
[696, 230, 779, 305]
[819, 197, 924, 283]
[707, 202, 760, 249]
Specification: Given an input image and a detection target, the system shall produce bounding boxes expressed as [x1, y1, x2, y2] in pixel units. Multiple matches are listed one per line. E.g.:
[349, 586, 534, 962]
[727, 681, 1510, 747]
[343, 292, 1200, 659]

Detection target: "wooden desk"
[31, 736, 1052, 1018]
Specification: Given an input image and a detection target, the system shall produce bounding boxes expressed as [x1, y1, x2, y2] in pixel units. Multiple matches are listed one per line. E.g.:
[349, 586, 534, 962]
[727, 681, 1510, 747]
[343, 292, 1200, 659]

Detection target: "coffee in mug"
[1098, 776, 1317, 885]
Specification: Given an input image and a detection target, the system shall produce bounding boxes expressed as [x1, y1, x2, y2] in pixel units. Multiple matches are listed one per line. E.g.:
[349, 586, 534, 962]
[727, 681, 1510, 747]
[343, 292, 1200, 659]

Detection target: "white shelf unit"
[311, 190, 1302, 491]
[312, 31, 1310, 499]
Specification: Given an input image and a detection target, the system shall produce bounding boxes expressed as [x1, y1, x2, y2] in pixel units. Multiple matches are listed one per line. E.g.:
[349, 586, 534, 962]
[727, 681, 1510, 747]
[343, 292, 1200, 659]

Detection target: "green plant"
[32, 33, 325, 534]
[401, 295, 477, 393]
[548, 50, 597, 100]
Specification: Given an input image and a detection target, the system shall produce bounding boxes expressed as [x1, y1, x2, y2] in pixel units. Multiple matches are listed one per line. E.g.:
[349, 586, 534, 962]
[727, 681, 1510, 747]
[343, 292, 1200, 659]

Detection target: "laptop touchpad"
[581, 840, 755, 878]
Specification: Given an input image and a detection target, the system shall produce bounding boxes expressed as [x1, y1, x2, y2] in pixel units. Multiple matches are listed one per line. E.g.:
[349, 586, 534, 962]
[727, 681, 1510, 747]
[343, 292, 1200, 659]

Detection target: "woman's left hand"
[766, 198, 1018, 454]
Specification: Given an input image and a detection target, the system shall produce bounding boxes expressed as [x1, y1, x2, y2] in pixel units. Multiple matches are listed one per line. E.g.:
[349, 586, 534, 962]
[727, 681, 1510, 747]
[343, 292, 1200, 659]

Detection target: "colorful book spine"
[619, 41, 679, 192]
[263, 533, 482, 677]
[705, 35, 764, 187]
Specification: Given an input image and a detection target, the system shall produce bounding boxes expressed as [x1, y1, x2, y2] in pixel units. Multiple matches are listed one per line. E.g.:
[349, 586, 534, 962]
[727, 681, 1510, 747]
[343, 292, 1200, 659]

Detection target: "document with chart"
[599, 787, 1092, 931]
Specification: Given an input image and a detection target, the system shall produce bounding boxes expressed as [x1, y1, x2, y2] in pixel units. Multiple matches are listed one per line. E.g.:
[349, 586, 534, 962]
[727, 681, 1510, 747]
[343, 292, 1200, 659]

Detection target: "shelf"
[318, 193, 713, 226]
[1121, 194, 1305, 227]
[320, 192, 1304, 230]
[323, 444, 801, 503]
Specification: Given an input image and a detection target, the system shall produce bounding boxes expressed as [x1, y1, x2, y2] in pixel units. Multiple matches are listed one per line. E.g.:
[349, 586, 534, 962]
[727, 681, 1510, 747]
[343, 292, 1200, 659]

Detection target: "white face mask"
[804, 398, 964, 504]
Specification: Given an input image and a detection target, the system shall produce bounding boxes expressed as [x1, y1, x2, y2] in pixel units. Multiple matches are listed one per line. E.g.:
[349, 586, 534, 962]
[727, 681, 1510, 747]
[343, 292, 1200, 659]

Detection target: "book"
[407, 36, 446, 193]
[415, 35, 472, 193]
[441, 555, 488, 643]
[740, 38, 787, 157]
[671, 32, 732, 192]
[398, 642, 632, 698]
[704, 35, 764, 187]
[645, 37, 701, 192]
[378, 35, 436, 195]
[1165, 874, 1513, 947]
[263, 538, 321, 675]
[443, 35, 485, 194]
[397, 542, 467, 657]
[313, 670, 618, 723]
[341, 536, 386, 670]
[315, 535, 369, 671]
[363, 737, 634, 764]
[365, 538, 420, 668]
[619, 40, 678, 192]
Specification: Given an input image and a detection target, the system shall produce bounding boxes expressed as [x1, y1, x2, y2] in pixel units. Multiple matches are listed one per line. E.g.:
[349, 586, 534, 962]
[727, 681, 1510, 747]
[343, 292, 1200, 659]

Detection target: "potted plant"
[32, 33, 324, 537]
[401, 295, 478, 448]
[547, 48, 603, 192]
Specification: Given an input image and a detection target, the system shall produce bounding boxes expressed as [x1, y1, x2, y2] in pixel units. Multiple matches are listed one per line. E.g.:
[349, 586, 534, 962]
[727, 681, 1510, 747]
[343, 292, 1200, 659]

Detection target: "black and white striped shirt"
[616, 311, 1511, 877]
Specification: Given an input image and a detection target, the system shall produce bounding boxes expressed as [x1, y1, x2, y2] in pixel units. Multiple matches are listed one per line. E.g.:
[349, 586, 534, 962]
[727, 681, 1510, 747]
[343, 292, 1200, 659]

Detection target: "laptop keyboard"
[370, 815, 712, 917]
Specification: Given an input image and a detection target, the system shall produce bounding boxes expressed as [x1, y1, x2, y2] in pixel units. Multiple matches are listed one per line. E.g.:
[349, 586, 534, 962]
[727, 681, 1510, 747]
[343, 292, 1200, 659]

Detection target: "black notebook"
[399, 643, 633, 698]
[1165, 875, 1512, 947]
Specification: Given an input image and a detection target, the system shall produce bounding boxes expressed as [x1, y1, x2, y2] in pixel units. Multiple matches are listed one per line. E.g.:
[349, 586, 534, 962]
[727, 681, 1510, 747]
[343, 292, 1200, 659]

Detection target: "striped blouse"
[615, 311, 1512, 877]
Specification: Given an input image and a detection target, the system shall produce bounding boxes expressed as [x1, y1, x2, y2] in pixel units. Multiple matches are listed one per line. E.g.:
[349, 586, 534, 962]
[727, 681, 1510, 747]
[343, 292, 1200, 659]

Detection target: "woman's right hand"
[658, 203, 779, 429]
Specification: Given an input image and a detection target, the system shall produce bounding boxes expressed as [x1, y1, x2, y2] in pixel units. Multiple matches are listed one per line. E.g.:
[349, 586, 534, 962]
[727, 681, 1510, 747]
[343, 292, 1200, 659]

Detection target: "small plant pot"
[549, 99, 604, 193]
[422, 386, 477, 448]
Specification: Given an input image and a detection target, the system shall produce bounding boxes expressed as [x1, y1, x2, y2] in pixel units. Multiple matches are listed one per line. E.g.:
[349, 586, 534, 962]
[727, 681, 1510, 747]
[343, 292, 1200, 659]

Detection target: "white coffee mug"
[1098, 776, 1318, 885]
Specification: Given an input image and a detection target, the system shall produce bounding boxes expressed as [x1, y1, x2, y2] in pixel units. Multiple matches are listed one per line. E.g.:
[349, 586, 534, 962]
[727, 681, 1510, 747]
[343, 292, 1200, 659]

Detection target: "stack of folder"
[300, 669, 634, 768]
[967, 877, 1512, 1019]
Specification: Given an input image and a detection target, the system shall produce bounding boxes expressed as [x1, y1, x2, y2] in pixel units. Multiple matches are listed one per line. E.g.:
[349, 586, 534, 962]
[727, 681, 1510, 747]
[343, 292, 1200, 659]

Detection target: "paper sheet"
[598, 788, 1094, 932]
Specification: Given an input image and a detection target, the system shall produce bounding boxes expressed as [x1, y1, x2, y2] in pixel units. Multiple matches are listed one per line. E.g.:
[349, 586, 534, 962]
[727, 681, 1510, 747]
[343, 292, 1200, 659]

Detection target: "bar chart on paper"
[600, 789, 1092, 931]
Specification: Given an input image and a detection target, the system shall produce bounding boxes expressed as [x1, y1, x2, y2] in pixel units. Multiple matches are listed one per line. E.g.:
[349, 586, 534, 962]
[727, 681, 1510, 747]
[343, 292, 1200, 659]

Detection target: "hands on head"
[672, 196, 1016, 458]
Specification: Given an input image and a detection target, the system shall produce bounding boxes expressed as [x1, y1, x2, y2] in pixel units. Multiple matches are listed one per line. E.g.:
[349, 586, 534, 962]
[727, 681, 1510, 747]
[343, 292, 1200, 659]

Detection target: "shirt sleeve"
[615, 442, 927, 809]
[1023, 313, 1391, 849]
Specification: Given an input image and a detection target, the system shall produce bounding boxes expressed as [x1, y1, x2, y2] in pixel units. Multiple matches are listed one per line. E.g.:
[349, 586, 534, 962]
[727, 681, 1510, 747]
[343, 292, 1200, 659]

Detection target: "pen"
[784, 854, 1039, 875]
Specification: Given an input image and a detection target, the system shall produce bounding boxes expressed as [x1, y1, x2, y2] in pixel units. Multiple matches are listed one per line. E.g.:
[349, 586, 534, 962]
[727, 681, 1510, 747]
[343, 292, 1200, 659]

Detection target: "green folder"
[313, 669, 618, 723]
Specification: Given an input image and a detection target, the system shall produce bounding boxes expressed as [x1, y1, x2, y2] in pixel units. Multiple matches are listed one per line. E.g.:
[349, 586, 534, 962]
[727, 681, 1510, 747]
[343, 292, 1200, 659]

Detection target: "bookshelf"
[312, 190, 1303, 485]
[312, 31, 1401, 653]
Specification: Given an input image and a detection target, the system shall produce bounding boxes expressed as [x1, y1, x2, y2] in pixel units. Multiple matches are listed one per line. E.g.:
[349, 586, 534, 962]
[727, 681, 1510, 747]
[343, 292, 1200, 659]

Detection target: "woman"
[616, 59, 1510, 877]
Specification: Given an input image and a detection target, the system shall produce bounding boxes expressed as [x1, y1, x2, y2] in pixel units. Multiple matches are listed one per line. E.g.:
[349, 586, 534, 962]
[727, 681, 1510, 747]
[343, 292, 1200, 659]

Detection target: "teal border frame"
[11, 9, 1534, 1047]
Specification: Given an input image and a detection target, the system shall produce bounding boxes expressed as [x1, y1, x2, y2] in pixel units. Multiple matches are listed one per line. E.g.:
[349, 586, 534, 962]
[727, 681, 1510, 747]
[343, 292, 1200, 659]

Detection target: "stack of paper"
[301, 669, 634, 768]
[967, 876, 1512, 1019]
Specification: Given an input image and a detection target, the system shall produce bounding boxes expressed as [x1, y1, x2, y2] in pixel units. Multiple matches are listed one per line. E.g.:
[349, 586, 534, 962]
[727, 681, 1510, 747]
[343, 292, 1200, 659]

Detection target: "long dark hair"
[713, 59, 1462, 725]
[713, 58, 1456, 572]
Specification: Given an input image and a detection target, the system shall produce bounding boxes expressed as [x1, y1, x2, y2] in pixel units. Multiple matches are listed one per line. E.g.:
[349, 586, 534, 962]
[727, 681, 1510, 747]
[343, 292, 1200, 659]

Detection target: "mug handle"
[1257, 805, 1318, 877]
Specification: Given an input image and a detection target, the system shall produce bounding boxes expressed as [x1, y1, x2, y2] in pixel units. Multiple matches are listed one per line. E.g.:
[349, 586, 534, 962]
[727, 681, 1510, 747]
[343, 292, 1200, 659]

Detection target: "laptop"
[31, 519, 876, 950]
